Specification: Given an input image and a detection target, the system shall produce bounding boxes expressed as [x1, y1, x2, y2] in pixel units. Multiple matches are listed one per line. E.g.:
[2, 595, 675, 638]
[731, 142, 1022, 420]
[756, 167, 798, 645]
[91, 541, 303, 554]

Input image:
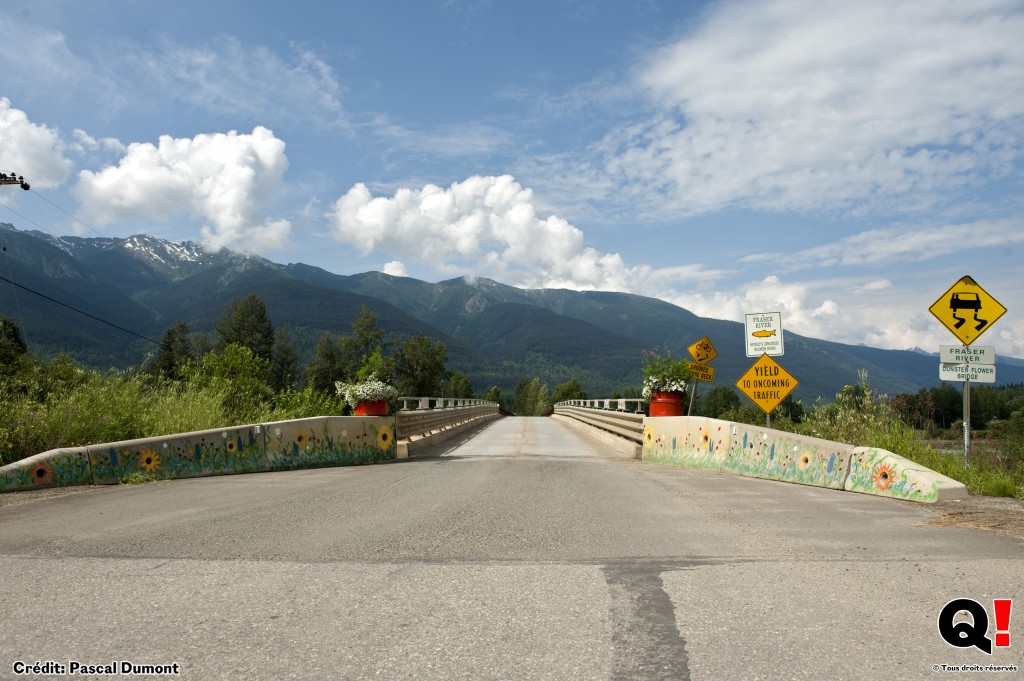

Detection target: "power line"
[0, 225, 27, 345]
[29, 188, 110, 239]
[0, 273, 160, 345]
[1, 176, 157, 347]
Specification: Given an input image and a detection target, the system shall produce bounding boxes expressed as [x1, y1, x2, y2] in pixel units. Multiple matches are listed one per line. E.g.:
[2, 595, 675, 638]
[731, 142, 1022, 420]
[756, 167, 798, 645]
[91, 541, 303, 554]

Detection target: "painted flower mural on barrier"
[0, 449, 91, 492]
[846, 448, 944, 502]
[266, 418, 396, 471]
[88, 427, 267, 484]
[2, 416, 398, 493]
[724, 429, 849, 489]
[641, 420, 729, 470]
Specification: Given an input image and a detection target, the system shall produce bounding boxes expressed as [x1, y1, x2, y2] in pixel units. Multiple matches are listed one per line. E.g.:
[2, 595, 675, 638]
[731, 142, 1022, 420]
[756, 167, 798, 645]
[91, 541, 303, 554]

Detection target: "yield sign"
[929, 276, 1006, 346]
[736, 354, 798, 414]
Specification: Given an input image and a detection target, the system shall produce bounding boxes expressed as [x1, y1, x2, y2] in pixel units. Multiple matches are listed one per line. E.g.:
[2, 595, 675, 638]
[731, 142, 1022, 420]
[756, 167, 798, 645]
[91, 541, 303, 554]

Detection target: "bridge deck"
[1, 416, 1020, 679]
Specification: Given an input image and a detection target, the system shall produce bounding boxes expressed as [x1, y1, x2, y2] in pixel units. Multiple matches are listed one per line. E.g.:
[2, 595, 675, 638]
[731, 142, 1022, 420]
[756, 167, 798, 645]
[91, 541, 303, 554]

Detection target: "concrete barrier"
[264, 416, 396, 470]
[846, 446, 969, 503]
[640, 416, 968, 503]
[0, 415, 398, 493]
[87, 423, 269, 485]
[396, 409, 500, 458]
[641, 417, 730, 470]
[722, 422, 852, 490]
[0, 447, 93, 492]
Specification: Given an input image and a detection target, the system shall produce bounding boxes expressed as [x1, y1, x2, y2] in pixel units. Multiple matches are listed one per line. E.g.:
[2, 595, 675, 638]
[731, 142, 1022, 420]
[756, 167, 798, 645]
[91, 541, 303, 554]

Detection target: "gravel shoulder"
[926, 494, 1024, 542]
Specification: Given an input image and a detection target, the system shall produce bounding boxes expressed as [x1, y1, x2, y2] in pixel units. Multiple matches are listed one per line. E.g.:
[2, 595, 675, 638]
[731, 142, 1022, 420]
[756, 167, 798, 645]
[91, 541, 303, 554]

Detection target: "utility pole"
[0, 172, 30, 190]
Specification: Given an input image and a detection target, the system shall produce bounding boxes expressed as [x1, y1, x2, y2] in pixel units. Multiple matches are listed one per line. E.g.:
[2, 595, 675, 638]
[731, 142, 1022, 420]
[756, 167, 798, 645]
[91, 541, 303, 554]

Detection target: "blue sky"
[1, 0, 1022, 359]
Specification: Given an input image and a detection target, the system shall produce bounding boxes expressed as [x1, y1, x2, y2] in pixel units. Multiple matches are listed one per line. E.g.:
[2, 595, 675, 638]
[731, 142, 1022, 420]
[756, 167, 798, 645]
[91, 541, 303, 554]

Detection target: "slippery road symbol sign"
[929, 276, 1006, 346]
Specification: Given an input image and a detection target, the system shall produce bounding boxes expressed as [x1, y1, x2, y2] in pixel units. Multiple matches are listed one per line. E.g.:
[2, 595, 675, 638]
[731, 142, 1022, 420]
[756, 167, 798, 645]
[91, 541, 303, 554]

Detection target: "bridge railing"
[552, 399, 645, 443]
[395, 397, 501, 440]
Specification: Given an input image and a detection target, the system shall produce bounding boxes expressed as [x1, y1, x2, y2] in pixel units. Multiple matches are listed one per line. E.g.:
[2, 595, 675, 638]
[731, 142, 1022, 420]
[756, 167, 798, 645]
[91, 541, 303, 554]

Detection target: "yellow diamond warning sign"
[687, 336, 718, 365]
[736, 354, 798, 414]
[929, 276, 1006, 346]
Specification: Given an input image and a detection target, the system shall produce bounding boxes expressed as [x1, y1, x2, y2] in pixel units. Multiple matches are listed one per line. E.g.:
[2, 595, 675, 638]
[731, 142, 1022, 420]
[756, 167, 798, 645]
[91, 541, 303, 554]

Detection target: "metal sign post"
[930, 277, 1005, 468]
[963, 374, 971, 469]
[686, 336, 717, 416]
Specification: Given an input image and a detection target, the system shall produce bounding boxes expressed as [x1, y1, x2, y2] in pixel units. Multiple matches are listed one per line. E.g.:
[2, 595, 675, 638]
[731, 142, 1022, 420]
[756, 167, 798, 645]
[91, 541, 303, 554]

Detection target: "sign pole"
[687, 379, 699, 416]
[963, 374, 971, 469]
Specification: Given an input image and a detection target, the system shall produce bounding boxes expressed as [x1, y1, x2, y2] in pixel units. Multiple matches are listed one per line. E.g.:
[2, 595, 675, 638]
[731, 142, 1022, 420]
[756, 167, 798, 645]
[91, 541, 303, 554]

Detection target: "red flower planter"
[354, 399, 389, 416]
[649, 391, 684, 417]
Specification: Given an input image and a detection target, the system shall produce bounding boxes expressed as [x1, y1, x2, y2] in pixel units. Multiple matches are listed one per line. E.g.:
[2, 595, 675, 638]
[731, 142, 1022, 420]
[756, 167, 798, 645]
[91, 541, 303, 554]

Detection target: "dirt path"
[926, 495, 1024, 542]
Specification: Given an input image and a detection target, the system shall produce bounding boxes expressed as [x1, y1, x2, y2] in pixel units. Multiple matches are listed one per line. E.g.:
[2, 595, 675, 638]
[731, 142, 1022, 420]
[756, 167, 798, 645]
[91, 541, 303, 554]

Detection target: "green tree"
[483, 385, 502, 404]
[513, 377, 549, 415]
[550, 378, 587, 404]
[304, 331, 345, 394]
[190, 344, 273, 424]
[152, 321, 195, 381]
[700, 385, 741, 418]
[214, 294, 275, 363]
[269, 326, 301, 393]
[445, 371, 474, 398]
[0, 316, 29, 374]
[348, 305, 385, 362]
[396, 334, 449, 396]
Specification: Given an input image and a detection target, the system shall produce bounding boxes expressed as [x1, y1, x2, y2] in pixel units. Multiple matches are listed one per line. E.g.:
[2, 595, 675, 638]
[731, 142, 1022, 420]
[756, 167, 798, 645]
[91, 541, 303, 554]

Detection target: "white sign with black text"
[939, 363, 996, 384]
[744, 312, 784, 357]
[939, 345, 995, 365]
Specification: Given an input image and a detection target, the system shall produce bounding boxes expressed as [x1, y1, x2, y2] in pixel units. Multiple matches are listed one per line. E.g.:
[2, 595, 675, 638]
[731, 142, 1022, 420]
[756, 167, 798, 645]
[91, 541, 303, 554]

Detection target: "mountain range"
[1, 223, 1021, 403]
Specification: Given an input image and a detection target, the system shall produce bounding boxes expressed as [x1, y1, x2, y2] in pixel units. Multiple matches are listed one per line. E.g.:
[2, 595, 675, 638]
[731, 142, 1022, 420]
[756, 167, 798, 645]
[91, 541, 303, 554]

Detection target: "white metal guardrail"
[395, 398, 500, 440]
[552, 399, 646, 443]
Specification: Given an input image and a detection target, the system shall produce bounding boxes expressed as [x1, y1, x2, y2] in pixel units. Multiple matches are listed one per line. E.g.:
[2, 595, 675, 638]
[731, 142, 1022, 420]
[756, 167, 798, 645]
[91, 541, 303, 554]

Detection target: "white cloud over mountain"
[0, 98, 72, 189]
[74, 126, 292, 253]
[330, 174, 648, 291]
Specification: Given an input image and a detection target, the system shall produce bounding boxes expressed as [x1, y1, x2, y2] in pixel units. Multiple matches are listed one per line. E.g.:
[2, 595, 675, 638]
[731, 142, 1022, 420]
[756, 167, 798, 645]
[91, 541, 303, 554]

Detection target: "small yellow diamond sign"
[736, 354, 798, 414]
[687, 336, 717, 364]
[929, 276, 1006, 346]
[687, 361, 716, 383]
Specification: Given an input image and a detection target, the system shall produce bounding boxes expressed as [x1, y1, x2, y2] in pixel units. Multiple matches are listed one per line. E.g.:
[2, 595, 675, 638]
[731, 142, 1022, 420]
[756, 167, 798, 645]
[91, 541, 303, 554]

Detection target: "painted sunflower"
[30, 462, 54, 486]
[294, 432, 309, 449]
[797, 453, 813, 471]
[643, 426, 655, 447]
[376, 424, 394, 450]
[701, 429, 711, 451]
[872, 463, 895, 491]
[226, 438, 238, 454]
[139, 449, 162, 473]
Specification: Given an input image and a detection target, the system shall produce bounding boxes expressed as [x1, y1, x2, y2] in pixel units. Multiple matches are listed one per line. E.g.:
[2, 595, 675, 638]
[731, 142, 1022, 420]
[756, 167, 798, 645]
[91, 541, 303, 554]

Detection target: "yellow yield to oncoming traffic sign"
[929, 276, 1006, 346]
[736, 354, 798, 414]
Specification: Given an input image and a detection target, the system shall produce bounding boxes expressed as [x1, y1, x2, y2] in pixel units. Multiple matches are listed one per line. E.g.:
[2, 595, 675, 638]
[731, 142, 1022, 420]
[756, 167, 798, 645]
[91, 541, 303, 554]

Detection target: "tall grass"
[1, 352, 348, 467]
[794, 371, 1022, 498]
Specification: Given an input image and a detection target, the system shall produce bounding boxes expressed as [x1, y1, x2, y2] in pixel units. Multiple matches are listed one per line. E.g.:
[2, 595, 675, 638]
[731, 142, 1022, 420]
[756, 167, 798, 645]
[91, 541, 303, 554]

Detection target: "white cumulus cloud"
[0, 98, 72, 188]
[74, 126, 291, 253]
[330, 174, 652, 291]
[383, 261, 408, 277]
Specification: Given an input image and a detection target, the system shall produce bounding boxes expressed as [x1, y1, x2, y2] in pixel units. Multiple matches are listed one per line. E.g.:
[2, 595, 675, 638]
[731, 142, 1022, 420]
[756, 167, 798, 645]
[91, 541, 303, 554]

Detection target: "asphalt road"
[1, 417, 1022, 680]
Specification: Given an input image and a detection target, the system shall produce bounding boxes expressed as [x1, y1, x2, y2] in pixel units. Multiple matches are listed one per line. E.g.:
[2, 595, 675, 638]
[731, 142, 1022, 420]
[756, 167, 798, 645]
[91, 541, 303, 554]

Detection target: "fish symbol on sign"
[752, 329, 776, 338]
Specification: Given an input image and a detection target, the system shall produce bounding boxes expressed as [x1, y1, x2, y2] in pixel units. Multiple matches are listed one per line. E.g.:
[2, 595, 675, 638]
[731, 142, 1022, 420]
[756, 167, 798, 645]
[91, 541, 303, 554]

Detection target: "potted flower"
[336, 372, 399, 416]
[641, 348, 692, 416]
[335, 349, 399, 416]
